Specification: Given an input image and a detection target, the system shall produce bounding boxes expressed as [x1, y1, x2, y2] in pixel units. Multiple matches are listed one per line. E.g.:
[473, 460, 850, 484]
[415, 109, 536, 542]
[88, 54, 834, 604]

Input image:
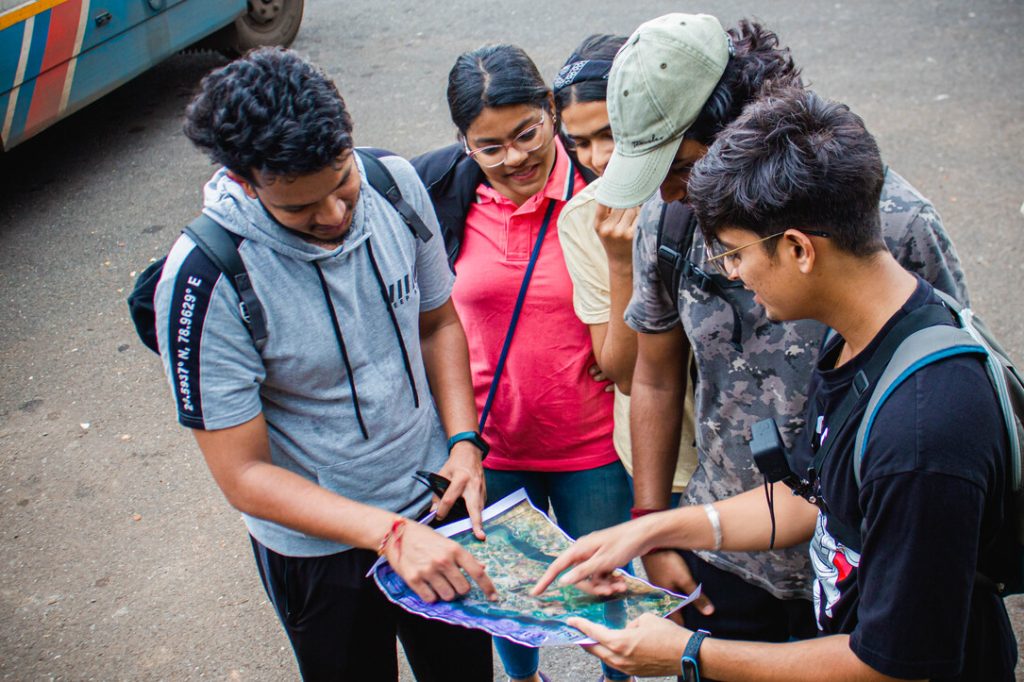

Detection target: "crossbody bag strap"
[478, 199, 558, 433]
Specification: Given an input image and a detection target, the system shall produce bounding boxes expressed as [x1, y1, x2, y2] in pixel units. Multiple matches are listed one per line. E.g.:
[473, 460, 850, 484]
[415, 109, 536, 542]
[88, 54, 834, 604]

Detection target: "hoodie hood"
[200, 157, 371, 263]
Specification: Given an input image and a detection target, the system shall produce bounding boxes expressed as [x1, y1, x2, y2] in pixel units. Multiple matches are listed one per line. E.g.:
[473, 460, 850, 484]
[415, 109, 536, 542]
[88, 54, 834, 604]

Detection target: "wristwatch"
[446, 431, 490, 460]
[680, 628, 710, 682]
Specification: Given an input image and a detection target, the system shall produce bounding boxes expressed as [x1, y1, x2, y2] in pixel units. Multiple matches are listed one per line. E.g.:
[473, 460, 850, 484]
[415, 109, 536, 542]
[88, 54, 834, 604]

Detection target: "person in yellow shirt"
[554, 34, 698, 509]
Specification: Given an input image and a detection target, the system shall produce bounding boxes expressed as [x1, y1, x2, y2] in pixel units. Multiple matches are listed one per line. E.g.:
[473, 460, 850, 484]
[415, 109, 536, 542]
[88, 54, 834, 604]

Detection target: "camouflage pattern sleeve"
[624, 197, 680, 334]
[879, 169, 970, 306]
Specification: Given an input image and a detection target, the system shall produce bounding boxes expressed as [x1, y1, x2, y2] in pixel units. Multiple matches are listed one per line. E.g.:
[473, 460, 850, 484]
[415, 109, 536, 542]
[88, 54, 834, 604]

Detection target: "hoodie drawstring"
[312, 240, 422, 441]
[365, 238, 420, 408]
[313, 262, 370, 440]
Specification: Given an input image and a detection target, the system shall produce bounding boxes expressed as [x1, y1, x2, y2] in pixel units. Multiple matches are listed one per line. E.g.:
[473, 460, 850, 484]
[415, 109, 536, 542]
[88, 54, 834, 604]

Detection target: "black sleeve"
[849, 358, 1005, 679]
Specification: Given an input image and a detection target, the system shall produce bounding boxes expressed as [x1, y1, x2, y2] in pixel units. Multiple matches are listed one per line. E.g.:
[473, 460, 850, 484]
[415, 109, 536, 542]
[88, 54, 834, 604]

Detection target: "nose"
[659, 167, 691, 204]
[724, 257, 742, 281]
[315, 194, 347, 226]
[576, 146, 593, 174]
[592, 140, 614, 176]
[659, 176, 682, 203]
[504, 144, 529, 168]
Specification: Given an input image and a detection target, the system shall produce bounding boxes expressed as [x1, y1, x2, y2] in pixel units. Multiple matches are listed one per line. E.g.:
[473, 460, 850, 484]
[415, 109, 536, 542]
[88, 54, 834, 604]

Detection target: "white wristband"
[703, 503, 722, 551]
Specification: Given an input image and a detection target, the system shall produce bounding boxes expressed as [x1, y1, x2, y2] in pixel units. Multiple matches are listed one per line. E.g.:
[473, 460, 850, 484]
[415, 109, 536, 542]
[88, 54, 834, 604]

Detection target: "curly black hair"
[184, 47, 353, 184]
[684, 19, 803, 146]
[689, 88, 886, 256]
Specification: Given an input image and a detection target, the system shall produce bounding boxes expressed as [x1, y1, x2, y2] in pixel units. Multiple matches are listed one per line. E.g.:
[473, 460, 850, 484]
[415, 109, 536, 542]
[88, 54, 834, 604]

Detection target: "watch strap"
[447, 431, 490, 459]
[680, 628, 710, 682]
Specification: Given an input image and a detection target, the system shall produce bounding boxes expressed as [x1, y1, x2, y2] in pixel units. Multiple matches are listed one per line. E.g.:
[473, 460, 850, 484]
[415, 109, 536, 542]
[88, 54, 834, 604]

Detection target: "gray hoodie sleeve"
[381, 155, 455, 312]
[155, 235, 265, 431]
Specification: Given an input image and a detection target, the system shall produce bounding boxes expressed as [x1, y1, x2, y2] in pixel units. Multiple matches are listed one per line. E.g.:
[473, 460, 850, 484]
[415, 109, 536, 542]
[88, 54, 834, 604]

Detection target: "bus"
[0, 0, 303, 151]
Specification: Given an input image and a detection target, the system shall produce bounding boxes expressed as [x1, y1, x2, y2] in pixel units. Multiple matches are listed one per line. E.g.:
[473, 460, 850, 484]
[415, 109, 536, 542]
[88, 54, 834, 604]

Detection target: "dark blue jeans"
[485, 461, 633, 681]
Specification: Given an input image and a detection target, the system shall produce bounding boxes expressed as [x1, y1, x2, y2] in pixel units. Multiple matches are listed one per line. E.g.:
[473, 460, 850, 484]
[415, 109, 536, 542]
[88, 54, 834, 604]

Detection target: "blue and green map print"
[372, 489, 694, 647]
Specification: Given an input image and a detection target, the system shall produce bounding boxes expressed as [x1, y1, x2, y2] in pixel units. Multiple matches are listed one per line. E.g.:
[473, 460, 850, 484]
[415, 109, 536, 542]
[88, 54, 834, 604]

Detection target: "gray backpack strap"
[933, 290, 1024, 491]
[355, 148, 433, 243]
[854, 325, 986, 486]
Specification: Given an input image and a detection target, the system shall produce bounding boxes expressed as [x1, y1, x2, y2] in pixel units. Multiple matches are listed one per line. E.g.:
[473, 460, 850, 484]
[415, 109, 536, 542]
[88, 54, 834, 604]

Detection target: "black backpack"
[812, 293, 1024, 595]
[128, 149, 431, 354]
[654, 200, 747, 354]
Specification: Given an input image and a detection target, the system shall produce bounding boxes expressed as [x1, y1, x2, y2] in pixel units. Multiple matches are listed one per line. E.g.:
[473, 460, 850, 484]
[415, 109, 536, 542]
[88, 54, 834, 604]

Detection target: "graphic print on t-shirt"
[810, 513, 861, 625]
[387, 273, 417, 308]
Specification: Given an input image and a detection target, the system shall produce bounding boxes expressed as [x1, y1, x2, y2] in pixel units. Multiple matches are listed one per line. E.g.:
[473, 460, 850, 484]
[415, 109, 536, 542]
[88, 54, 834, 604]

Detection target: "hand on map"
[568, 613, 688, 677]
[387, 521, 498, 603]
[642, 550, 715, 617]
[531, 521, 647, 596]
[435, 441, 487, 540]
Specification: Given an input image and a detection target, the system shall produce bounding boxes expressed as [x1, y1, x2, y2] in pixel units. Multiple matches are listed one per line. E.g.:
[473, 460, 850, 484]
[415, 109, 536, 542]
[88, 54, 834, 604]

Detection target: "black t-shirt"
[790, 278, 1017, 680]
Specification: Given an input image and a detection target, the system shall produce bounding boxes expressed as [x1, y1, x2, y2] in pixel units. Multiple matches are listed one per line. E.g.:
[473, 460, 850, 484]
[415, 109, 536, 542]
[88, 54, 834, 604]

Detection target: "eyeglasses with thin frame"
[463, 112, 551, 168]
[704, 229, 832, 277]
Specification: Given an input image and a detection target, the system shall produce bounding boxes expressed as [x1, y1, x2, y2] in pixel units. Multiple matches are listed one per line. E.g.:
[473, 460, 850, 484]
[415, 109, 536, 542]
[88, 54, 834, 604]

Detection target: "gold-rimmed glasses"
[463, 112, 552, 168]
[704, 229, 831, 277]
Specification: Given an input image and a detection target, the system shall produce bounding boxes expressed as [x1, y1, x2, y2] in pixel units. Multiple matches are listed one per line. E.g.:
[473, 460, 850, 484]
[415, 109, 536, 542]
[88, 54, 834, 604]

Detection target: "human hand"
[436, 441, 487, 540]
[588, 363, 615, 393]
[386, 520, 498, 603]
[641, 550, 714, 616]
[531, 520, 647, 596]
[593, 204, 639, 266]
[569, 613, 690, 677]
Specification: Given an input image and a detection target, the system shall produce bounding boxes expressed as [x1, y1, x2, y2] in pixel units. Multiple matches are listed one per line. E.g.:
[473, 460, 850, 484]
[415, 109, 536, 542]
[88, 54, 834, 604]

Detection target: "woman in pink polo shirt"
[413, 44, 632, 682]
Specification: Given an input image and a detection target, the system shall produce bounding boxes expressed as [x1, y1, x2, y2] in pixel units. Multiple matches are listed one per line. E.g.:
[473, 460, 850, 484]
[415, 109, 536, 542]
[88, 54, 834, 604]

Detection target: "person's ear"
[226, 170, 259, 199]
[784, 229, 817, 274]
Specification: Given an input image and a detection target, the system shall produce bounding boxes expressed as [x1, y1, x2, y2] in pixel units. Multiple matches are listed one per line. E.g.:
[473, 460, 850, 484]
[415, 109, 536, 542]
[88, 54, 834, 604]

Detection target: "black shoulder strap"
[808, 303, 956, 550]
[183, 215, 268, 350]
[811, 304, 955, 476]
[656, 201, 699, 300]
[355, 148, 433, 243]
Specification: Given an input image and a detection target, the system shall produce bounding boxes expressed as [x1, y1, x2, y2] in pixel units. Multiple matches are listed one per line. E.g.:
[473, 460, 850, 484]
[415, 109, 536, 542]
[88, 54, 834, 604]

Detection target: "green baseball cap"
[597, 13, 730, 209]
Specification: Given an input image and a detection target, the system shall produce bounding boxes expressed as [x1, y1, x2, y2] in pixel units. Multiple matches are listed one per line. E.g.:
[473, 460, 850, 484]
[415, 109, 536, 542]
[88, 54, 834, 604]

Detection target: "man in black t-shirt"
[531, 88, 1017, 681]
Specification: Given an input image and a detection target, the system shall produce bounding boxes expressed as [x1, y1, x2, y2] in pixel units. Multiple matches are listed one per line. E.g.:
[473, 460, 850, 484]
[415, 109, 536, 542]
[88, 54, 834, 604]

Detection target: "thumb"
[693, 592, 715, 616]
[567, 617, 614, 642]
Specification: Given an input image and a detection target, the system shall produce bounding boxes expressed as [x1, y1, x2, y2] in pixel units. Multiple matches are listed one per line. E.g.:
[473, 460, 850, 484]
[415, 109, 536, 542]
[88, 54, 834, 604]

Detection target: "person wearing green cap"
[531, 87, 1014, 682]
[597, 12, 969, 644]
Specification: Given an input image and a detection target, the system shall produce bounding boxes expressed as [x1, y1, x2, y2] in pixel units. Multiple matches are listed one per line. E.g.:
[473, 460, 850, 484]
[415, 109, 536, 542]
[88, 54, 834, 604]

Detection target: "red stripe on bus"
[24, 0, 81, 132]
[40, 0, 82, 70]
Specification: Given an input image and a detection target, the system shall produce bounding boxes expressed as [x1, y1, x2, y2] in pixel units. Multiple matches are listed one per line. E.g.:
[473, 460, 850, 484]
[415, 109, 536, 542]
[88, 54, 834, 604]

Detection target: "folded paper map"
[372, 489, 696, 646]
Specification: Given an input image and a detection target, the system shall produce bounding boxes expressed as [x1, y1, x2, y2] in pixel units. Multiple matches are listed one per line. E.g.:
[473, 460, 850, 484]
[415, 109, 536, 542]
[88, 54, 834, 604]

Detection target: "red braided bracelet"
[630, 506, 666, 519]
[630, 507, 670, 554]
[376, 518, 406, 559]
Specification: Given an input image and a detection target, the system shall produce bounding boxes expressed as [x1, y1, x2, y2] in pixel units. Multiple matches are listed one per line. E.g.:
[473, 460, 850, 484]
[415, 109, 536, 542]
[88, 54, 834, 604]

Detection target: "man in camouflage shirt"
[593, 13, 970, 641]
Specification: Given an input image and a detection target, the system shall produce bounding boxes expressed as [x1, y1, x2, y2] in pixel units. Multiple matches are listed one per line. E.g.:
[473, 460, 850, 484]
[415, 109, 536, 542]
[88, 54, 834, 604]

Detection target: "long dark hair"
[446, 44, 550, 135]
[685, 19, 803, 146]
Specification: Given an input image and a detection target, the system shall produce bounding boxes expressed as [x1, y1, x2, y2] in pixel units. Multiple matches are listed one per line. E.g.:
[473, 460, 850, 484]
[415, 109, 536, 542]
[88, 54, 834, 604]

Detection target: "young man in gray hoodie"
[155, 47, 495, 680]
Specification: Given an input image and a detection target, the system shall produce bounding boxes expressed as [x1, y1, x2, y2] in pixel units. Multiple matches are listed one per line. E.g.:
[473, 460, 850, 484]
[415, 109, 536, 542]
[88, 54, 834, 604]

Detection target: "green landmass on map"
[450, 499, 683, 625]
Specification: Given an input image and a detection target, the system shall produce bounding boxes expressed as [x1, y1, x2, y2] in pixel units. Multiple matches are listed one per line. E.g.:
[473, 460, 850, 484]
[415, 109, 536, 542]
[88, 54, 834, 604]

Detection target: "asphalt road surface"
[1, 1, 1022, 680]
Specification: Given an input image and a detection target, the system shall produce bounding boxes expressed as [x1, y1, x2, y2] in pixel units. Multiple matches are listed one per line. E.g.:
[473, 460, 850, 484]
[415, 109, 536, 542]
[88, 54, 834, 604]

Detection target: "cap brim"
[595, 136, 683, 209]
